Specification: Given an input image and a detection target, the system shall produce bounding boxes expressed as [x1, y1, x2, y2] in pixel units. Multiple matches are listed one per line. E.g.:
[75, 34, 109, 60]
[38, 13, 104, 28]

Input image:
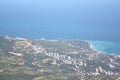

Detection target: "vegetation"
[0, 36, 120, 80]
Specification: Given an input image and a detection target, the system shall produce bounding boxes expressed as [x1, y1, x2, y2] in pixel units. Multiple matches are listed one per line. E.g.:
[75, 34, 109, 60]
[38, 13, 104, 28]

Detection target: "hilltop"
[0, 36, 120, 80]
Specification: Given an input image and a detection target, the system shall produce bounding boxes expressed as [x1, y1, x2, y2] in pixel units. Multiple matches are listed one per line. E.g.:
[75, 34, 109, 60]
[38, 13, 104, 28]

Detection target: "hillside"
[0, 36, 120, 80]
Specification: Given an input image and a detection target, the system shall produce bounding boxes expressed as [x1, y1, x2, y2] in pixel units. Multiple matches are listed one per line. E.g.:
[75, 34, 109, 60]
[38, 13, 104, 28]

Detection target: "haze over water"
[0, 0, 120, 41]
[0, 0, 120, 54]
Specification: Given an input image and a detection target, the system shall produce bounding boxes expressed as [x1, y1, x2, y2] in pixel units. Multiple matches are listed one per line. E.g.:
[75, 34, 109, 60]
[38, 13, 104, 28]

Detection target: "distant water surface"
[86, 40, 120, 55]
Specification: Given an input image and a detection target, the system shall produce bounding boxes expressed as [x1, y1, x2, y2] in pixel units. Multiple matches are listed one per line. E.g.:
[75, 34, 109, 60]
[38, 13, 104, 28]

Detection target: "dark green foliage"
[0, 36, 120, 80]
[0, 36, 14, 52]
[67, 75, 79, 80]
[0, 74, 35, 80]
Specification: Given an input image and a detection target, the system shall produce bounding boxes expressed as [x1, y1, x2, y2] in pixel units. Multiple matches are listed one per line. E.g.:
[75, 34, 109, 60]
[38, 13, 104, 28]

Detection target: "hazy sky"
[0, 0, 120, 41]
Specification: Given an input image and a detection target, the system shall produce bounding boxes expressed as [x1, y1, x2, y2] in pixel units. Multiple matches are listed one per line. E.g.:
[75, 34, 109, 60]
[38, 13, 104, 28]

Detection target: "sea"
[1, 30, 120, 55]
[0, 30, 120, 55]
[0, 0, 120, 55]
[86, 40, 120, 55]
[1, 33, 120, 55]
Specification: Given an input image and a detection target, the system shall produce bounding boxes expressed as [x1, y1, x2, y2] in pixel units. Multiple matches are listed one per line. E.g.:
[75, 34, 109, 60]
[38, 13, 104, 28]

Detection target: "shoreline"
[1, 35, 120, 55]
[86, 40, 120, 55]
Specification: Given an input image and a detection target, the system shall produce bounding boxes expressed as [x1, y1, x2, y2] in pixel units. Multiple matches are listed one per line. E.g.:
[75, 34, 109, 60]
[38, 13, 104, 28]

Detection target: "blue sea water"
[0, 0, 120, 55]
[86, 41, 120, 55]
[0, 0, 120, 41]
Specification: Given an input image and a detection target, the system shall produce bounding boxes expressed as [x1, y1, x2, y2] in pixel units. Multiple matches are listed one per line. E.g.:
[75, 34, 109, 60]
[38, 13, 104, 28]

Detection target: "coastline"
[1, 35, 120, 55]
[86, 40, 120, 55]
